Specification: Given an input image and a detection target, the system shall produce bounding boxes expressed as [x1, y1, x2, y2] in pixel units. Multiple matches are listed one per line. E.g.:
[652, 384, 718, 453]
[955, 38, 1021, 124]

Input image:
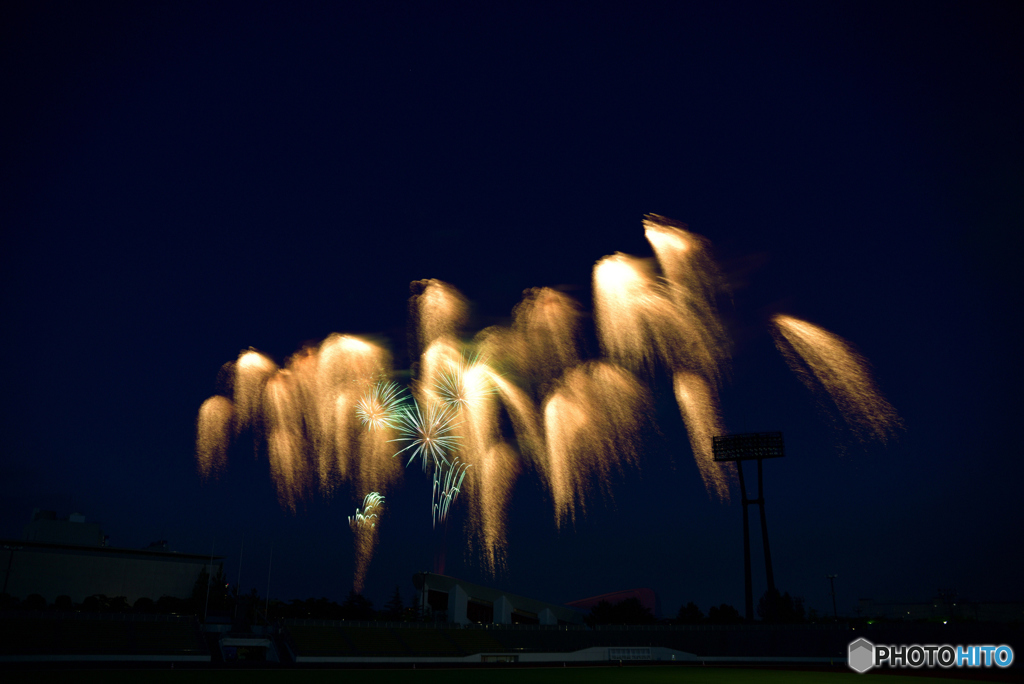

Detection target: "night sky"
[2, 2, 1022, 619]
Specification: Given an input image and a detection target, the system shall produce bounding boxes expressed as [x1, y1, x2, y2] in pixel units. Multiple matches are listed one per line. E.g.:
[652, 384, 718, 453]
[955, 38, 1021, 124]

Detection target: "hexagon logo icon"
[848, 638, 875, 673]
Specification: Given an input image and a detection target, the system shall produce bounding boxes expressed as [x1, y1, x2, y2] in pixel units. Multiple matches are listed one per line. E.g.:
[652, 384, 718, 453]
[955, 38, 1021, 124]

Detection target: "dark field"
[1, 665, 1015, 684]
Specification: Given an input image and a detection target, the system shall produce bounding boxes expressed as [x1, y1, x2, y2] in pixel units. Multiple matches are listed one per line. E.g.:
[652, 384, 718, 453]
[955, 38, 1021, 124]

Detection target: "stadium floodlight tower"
[712, 431, 785, 622]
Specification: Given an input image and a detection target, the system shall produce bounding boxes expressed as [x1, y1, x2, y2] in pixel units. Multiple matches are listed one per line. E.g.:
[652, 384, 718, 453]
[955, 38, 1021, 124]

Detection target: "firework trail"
[433, 458, 471, 528]
[281, 346, 320, 437]
[592, 254, 689, 374]
[415, 338, 463, 407]
[644, 214, 730, 384]
[409, 279, 468, 357]
[540, 361, 652, 527]
[349, 491, 384, 525]
[594, 218, 732, 496]
[348, 492, 384, 593]
[356, 421, 404, 503]
[594, 251, 727, 381]
[262, 370, 310, 511]
[314, 334, 391, 491]
[406, 280, 499, 555]
[448, 360, 521, 574]
[196, 395, 233, 479]
[509, 287, 583, 392]
[463, 443, 515, 574]
[673, 371, 732, 501]
[485, 372, 544, 460]
[771, 314, 901, 442]
[232, 350, 277, 434]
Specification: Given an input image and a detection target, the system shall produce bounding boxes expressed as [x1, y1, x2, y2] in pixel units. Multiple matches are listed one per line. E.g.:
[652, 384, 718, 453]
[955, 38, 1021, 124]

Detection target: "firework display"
[196, 215, 900, 581]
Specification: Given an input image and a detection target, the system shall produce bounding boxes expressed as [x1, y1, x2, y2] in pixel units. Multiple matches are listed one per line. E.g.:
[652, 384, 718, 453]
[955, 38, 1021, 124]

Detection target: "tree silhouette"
[587, 598, 655, 626]
[384, 585, 404, 620]
[707, 603, 743, 624]
[133, 596, 155, 613]
[341, 590, 374, 621]
[22, 593, 46, 611]
[757, 588, 806, 624]
[193, 564, 229, 615]
[676, 601, 704, 624]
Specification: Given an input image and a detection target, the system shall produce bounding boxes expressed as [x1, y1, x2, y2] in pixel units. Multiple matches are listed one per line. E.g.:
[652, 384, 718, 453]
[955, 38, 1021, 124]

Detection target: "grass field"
[0, 666, 1012, 684]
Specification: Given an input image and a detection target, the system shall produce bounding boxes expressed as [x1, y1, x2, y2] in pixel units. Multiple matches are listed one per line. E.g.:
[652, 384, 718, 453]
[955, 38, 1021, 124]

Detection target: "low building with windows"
[413, 572, 585, 626]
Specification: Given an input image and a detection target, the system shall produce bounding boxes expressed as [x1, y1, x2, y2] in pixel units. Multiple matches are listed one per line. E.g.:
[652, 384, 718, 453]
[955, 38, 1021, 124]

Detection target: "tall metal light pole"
[827, 574, 839, 620]
[713, 431, 785, 622]
[2, 545, 23, 597]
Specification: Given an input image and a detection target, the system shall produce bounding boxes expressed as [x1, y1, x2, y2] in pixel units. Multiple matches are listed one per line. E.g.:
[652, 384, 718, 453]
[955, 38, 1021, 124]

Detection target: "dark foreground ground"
[0, 664, 1019, 684]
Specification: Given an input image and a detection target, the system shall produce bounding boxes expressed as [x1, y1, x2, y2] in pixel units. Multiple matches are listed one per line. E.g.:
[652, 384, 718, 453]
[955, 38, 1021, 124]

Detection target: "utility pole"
[236, 535, 244, 597]
[265, 544, 274, 622]
[826, 574, 838, 621]
[204, 538, 215, 623]
[2, 545, 23, 597]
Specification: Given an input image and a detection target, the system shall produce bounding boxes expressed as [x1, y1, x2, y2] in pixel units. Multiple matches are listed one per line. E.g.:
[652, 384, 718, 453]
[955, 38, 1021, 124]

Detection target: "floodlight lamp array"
[712, 431, 785, 462]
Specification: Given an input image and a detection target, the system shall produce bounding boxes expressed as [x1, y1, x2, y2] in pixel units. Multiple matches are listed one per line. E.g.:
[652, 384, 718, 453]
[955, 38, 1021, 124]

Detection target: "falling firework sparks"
[355, 415, 405, 500]
[392, 399, 461, 469]
[195, 335, 402, 505]
[410, 279, 468, 355]
[509, 287, 583, 391]
[771, 314, 901, 442]
[415, 337, 462, 408]
[673, 371, 733, 501]
[593, 251, 726, 383]
[592, 254, 697, 375]
[463, 443, 516, 573]
[644, 214, 729, 384]
[196, 395, 233, 480]
[486, 372, 544, 460]
[315, 334, 391, 490]
[356, 380, 406, 430]
[447, 360, 522, 573]
[540, 361, 652, 527]
[263, 370, 310, 511]
[349, 492, 384, 593]
[232, 350, 277, 434]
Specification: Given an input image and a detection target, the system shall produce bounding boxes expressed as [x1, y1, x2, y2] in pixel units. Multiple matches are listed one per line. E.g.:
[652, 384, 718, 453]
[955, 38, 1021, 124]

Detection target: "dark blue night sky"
[2, 2, 1021, 619]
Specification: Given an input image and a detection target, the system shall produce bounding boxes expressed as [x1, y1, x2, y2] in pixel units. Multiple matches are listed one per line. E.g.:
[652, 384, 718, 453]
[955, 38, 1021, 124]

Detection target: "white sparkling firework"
[391, 399, 461, 469]
[356, 381, 406, 431]
[348, 491, 385, 528]
[434, 355, 496, 411]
